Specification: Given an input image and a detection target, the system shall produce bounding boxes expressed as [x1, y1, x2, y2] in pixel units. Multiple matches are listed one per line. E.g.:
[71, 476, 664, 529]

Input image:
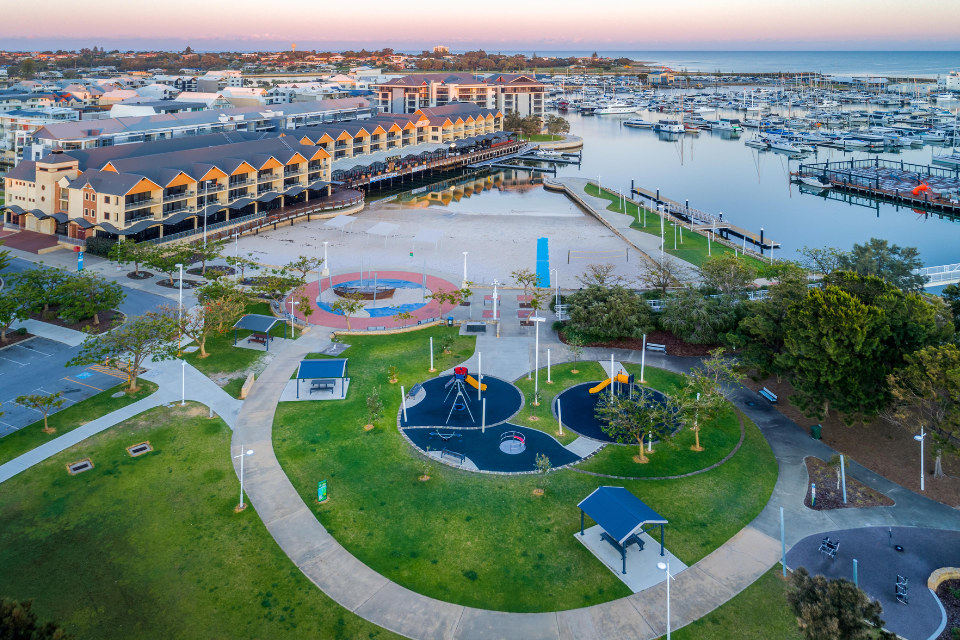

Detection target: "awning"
[233, 314, 283, 333]
[257, 192, 279, 202]
[284, 186, 305, 197]
[307, 179, 330, 191]
[578, 486, 667, 545]
[71, 218, 96, 229]
[228, 197, 254, 209]
[297, 358, 348, 380]
[3, 205, 25, 215]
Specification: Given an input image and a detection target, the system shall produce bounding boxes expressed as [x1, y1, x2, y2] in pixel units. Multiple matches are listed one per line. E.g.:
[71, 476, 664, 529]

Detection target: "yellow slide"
[589, 373, 629, 394]
[465, 375, 487, 391]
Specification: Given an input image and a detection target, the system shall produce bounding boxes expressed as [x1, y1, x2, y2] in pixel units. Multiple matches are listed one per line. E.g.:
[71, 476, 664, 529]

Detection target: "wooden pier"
[628, 183, 780, 252]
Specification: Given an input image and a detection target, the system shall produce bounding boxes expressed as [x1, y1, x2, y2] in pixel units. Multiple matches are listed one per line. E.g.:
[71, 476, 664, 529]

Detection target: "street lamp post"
[181, 360, 186, 406]
[176, 262, 184, 354]
[550, 268, 559, 309]
[322, 241, 329, 276]
[915, 426, 926, 491]
[234, 448, 254, 511]
[532, 316, 546, 397]
[658, 561, 676, 640]
[462, 251, 468, 286]
[287, 299, 300, 339]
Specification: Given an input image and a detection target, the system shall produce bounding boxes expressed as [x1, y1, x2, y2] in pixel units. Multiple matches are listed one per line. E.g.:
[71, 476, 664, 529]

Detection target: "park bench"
[407, 383, 423, 399]
[759, 387, 778, 403]
[818, 536, 839, 560]
[645, 343, 666, 353]
[441, 449, 465, 465]
[247, 333, 268, 346]
[310, 380, 335, 394]
[520, 320, 534, 328]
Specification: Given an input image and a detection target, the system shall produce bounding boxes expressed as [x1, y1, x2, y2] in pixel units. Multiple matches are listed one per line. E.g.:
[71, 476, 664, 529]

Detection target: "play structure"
[403, 426, 579, 473]
[443, 366, 486, 424]
[401, 374, 522, 429]
[589, 372, 633, 395]
[499, 431, 526, 454]
[912, 182, 931, 196]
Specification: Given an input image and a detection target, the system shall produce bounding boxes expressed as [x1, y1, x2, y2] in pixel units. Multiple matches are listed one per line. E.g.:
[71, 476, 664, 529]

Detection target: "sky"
[4, 0, 960, 52]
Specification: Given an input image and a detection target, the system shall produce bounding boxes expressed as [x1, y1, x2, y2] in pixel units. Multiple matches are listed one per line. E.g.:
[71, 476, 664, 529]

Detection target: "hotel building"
[371, 73, 546, 117]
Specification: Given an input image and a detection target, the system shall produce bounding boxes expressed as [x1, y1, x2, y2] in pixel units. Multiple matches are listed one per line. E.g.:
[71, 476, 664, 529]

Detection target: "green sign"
[409, 251, 414, 257]
[318, 480, 327, 502]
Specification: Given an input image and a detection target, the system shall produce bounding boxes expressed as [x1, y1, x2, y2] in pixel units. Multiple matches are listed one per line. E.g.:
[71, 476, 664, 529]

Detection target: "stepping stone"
[111, 392, 125, 399]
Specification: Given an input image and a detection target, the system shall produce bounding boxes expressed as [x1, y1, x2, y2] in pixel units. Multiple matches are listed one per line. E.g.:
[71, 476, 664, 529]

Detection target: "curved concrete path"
[232, 332, 960, 640]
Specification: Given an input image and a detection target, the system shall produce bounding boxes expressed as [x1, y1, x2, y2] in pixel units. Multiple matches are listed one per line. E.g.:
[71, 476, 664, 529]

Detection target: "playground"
[554, 379, 671, 443]
[400, 370, 523, 428]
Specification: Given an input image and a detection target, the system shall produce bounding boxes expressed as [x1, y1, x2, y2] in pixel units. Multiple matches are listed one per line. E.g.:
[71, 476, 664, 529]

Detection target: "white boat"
[935, 93, 958, 102]
[800, 176, 831, 189]
[623, 118, 655, 128]
[595, 102, 638, 115]
[653, 119, 684, 133]
[534, 149, 565, 160]
[767, 136, 803, 154]
[932, 149, 960, 167]
[711, 118, 743, 132]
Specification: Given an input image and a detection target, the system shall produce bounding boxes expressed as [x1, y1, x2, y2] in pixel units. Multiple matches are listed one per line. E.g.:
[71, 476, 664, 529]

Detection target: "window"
[103, 195, 109, 203]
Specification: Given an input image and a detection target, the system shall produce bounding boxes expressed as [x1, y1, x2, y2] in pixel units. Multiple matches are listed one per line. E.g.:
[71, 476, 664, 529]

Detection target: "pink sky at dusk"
[4, 0, 960, 50]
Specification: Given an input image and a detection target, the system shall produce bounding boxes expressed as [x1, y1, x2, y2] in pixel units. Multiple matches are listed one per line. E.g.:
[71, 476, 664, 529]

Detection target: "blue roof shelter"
[296, 358, 349, 398]
[233, 314, 286, 350]
[578, 486, 667, 574]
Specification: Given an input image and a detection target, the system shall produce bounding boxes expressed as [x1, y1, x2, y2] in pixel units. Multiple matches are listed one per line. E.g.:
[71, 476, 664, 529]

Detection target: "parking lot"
[0, 337, 129, 435]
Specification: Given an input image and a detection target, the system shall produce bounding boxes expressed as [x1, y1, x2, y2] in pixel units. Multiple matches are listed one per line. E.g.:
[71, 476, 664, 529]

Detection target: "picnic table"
[483, 295, 501, 306]
[517, 309, 534, 319]
[481, 310, 501, 319]
[247, 333, 269, 346]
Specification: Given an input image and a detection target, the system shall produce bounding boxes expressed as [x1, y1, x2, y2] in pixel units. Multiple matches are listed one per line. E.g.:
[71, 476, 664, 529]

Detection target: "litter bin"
[811, 424, 822, 440]
[446, 316, 454, 327]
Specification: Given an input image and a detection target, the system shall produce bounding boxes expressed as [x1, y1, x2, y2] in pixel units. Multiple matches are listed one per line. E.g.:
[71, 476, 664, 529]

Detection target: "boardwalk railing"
[913, 263, 960, 286]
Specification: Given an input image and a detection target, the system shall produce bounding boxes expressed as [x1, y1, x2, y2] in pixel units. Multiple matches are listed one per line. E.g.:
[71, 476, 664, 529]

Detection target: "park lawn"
[513, 361, 607, 445]
[662, 567, 802, 640]
[583, 183, 766, 270]
[273, 331, 779, 613]
[0, 380, 158, 466]
[521, 133, 564, 142]
[183, 301, 295, 378]
[0, 402, 400, 640]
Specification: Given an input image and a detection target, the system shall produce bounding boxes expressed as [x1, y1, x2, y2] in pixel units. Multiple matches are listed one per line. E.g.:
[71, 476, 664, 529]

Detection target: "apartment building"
[371, 73, 545, 116]
[0, 107, 80, 175]
[3, 132, 333, 242]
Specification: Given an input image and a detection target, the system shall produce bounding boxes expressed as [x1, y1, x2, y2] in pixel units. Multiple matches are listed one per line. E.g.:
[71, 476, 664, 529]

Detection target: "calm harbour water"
[403, 106, 960, 267]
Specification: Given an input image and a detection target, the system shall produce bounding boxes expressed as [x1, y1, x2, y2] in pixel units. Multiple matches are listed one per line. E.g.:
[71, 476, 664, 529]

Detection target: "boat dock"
[628, 182, 781, 252]
[796, 158, 960, 217]
[467, 145, 582, 171]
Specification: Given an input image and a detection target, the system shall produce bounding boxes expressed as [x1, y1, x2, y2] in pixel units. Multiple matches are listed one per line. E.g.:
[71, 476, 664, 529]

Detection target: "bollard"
[811, 483, 816, 507]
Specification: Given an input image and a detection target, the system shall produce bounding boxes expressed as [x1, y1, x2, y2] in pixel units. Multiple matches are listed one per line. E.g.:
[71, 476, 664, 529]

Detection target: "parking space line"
[12, 344, 51, 356]
[37, 388, 76, 403]
[0, 356, 26, 366]
[64, 377, 105, 392]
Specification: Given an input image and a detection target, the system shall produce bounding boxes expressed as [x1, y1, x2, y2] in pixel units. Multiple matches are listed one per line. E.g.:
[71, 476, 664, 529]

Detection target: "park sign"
[318, 479, 327, 502]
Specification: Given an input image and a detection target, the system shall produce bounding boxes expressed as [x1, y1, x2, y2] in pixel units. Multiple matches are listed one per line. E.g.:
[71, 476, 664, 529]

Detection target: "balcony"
[198, 184, 226, 195]
[283, 167, 305, 177]
[227, 178, 255, 188]
[257, 173, 278, 182]
[124, 198, 158, 208]
[162, 190, 195, 203]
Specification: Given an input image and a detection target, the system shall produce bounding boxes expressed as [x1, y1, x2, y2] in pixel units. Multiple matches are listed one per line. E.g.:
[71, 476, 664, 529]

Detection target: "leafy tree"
[169, 290, 245, 358]
[786, 567, 895, 640]
[534, 453, 552, 492]
[13, 265, 71, 315]
[884, 344, 960, 478]
[567, 284, 652, 340]
[226, 253, 260, 281]
[596, 387, 674, 462]
[504, 111, 523, 132]
[393, 310, 414, 328]
[544, 115, 570, 135]
[366, 386, 384, 426]
[108, 241, 153, 277]
[636, 256, 692, 296]
[426, 287, 471, 319]
[192, 239, 226, 276]
[837, 238, 925, 292]
[0, 597, 74, 640]
[566, 333, 585, 373]
[286, 254, 324, 281]
[145, 245, 194, 286]
[17, 392, 66, 433]
[55, 273, 125, 326]
[799, 245, 848, 277]
[677, 347, 743, 451]
[660, 287, 738, 345]
[723, 262, 810, 380]
[331, 292, 365, 330]
[0, 241, 11, 273]
[0, 290, 30, 342]
[251, 268, 302, 310]
[575, 263, 630, 288]
[67, 311, 179, 391]
[511, 268, 541, 298]
[698, 253, 757, 295]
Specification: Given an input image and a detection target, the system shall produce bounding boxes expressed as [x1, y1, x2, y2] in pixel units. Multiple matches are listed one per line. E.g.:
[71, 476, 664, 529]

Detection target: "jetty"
[628, 182, 780, 253]
[795, 158, 960, 218]
[467, 145, 582, 173]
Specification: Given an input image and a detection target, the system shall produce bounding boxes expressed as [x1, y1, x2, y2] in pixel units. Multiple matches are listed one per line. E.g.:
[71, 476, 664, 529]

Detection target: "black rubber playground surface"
[401, 374, 522, 428]
[786, 527, 960, 640]
[402, 425, 581, 473]
[553, 382, 669, 443]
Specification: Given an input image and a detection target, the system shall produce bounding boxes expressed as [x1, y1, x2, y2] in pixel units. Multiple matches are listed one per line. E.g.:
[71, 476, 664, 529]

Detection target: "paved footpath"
[0, 358, 242, 484]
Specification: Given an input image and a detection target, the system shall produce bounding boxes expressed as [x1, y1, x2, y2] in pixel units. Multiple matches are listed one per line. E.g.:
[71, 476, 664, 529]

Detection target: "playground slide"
[589, 373, 630, 394]
[465, 375, 487, 391]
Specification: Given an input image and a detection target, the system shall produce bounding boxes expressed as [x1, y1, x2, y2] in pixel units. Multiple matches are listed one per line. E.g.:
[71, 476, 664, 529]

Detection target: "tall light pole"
[658, 561, 675, 640]
[287, 299, 300, 339]
[462, 251, 468, 286]
[181, 360, 186, 406]
[176, 262, 184, 354]
[532, 315, 546, 398]
[203, 210, 207, 248]
[914, 426, 926, 491]
[322, 240, 329, 276]
[551, 268, 559, 309]
[234, 448, 254, 511]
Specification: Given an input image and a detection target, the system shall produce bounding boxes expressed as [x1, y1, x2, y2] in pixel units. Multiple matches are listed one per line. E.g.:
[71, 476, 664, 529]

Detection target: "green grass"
[222, 376, 248, 399]
[0, 380, 158, 466]
[183, 302, 295, 378]
[521, 133, 564, 142]
[661, 567, 802, 640]
[0, 402, 400, 640]
[273, 331, 779, 612]
[584, 184, 766, 270]
[512, 361, 608, 445]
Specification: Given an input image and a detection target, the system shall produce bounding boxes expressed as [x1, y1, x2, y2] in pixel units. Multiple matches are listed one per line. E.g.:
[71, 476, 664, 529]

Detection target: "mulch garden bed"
[0, 331, 36, 348]
[742, 375, 960, 509]
[155, 278, 205, 289]
[558, 328, 719, 357]
[802, 456, 894, 510]
[187, 266, 235, 277]
[29, 309, 123, 335]
[936, 579, 960, 640]
[126, 271, 154, 280]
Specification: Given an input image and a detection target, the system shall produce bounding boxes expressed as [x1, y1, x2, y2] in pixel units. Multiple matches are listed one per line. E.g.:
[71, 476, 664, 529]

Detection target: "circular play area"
[293, 270, 461, 330]
[554, 381, 671, 443]
[401, 370, 523, 428]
